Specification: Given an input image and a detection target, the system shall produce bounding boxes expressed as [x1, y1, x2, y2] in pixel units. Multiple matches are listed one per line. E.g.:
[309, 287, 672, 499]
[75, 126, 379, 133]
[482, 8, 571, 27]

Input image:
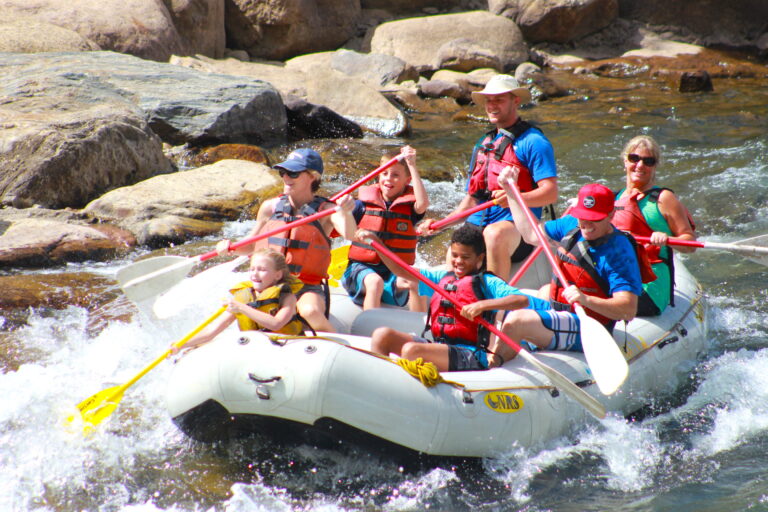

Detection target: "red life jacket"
[257, 195, 332, 285]
[613, 187, 696, 307]
[613, 190, 665, 264]
[348, 184, 419, 265]
[467, 121, 537, 202]
[427, 272, 495, 347]
[549, 228, 655, 330]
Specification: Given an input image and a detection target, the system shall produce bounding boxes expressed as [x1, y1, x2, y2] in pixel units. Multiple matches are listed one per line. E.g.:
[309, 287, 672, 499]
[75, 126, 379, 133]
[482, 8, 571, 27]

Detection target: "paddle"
[367, 239, 606, 420]
[118, 154, 405, 303]
[505, 180, 628, 396]
[633, 234, 768, 266]
[327, 244, 351, 287]
[68, 306, 227, 433]
[425, 197, 503, 232]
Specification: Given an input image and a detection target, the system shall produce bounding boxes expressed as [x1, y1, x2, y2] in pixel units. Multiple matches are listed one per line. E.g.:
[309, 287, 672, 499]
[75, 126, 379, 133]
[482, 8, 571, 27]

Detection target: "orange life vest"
[257, 195, 331, 285]
[348, 184, 419, 265]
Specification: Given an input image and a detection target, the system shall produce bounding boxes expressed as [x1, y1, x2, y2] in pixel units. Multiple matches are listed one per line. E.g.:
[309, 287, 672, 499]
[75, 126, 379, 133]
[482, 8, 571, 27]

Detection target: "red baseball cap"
[570, 183, 614, 221]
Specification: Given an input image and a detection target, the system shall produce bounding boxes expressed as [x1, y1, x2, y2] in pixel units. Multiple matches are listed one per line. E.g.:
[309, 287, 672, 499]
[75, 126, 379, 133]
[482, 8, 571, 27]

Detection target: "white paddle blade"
[575, 305, 628, 396]
[516, 349, 606, 420]
[153, 256, 249, 318]
[117, 256, 196, 302]
[728, 236, 768, 267]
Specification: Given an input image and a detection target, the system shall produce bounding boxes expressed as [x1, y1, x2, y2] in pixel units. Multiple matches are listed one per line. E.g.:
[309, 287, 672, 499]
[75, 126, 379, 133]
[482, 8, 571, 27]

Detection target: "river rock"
[165, 0, 226, 58]
[191, 144, 271, 167]
[370, 11, 528, 74]
[619, 0, 768, 50]
[171, 55, 408, 136]
[287, 49, 419, 87]
[490, 0, 618, 44]
[678, 70, 714, 93]
[7, 51, 286, 148]
[0, 0, 184, 61]
[0, 19, 101, 53]
[84, 159, 281, 248]
[0, 209, 136, 268]
[225, 0, 360, 61]
[0, 54, 174, 209]
[283, 96, 365, 140]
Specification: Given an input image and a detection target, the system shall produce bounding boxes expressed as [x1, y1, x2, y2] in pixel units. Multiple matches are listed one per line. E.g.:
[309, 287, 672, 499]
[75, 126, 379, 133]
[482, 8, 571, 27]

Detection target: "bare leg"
[401, 342, 451, 372]
[371, 327, 412, 356]
[362, 272, 384, 310]
[498, 309, 553, 360]
[483, 221, 522, 282]
[297, 291, 334, 333]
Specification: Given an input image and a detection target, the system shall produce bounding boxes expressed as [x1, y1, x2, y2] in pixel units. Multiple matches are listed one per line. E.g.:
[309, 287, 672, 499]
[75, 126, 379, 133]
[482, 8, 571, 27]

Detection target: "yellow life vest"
[229, 281, 304, 335]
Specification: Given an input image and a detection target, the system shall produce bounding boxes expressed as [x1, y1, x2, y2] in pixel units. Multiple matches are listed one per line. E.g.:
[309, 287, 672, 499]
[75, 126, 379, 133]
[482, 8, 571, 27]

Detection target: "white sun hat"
[471, 74, 532, 105]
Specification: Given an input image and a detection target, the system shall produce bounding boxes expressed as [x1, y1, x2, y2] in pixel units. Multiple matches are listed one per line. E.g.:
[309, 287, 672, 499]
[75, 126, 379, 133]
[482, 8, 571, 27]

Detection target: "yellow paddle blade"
[327, 244, 350, 287]
[66, 385, 125, 434]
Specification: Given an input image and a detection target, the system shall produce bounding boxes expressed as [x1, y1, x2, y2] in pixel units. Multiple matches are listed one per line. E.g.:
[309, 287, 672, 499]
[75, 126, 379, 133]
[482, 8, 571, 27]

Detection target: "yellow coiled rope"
[396, 357, 464, 388]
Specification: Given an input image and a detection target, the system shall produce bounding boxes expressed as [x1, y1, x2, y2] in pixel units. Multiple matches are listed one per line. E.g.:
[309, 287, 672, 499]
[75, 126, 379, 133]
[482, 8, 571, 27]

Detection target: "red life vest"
[256, 195, 332, 285]
[612, 190, 664, 264]
[549, 228, 655, 329]
[467, 122, 536, 201]
[348, 184, 419, 265]
[427, 272, 494, 347]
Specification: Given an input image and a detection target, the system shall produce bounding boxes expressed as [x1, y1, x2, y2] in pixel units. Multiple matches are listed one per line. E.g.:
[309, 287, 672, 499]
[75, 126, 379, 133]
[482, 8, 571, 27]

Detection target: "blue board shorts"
[533, 309, 583, 352]
[412, 335, 489, 371]
[342, 261, 409, 307]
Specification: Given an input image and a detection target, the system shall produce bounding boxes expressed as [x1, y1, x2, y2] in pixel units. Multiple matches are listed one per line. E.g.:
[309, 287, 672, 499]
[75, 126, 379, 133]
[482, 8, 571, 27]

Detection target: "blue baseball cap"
[273, 148, 324, 174]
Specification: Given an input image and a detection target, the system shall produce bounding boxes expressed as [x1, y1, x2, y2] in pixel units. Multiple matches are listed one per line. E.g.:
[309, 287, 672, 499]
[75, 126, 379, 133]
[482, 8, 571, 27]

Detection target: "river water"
[1, 70, 767, 511]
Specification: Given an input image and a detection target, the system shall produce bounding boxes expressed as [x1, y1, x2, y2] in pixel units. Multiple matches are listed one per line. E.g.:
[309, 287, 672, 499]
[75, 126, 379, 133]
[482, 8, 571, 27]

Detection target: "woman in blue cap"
[217, 148, 356, 333]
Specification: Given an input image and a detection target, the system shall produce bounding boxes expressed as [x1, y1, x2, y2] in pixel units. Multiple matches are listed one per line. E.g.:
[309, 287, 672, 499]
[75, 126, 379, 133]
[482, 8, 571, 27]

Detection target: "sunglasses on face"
[627, 153, 657, 166]
[278, 169, 303, 179]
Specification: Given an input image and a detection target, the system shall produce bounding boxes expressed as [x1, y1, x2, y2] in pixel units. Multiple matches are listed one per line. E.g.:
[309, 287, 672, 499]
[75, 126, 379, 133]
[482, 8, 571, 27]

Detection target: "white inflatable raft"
[165, 255, 707, 458]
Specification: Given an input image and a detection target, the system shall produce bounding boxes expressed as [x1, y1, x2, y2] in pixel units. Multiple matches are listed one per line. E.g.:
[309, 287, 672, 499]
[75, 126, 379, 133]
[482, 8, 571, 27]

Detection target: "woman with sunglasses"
[612, 135, 697, 316]
[216, 148, 356, 332]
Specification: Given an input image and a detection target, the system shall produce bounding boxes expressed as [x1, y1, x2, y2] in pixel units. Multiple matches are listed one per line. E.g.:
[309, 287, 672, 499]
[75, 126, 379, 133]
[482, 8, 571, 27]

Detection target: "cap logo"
[287, 151, 302, 160]
[582, 196, 596, 209]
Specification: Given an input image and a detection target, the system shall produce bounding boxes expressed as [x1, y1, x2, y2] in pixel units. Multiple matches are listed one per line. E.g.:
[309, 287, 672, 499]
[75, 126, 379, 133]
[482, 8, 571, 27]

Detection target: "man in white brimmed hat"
[419, 74, 559, 282]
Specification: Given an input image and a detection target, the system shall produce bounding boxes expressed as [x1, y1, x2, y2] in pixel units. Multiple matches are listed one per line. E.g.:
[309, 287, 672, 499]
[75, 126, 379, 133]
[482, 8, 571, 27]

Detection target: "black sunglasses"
[627, 153, 657, 166]
[278, 169, 303, 179]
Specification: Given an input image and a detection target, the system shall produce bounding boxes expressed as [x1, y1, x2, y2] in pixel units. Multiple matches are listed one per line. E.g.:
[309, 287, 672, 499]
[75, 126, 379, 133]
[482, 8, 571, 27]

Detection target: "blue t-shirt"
[544, 216, 643, 296]
[465, 126, 557, 227]
[417, 268, 551, 311]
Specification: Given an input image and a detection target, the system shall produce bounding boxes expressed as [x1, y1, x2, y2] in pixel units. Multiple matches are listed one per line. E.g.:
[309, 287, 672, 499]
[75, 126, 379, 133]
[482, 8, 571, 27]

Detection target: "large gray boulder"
[0, 19, 101, 53]
[226, 0, 361, 61]
[370, 11, 528, 74]
[490, 0, 618, 44]
[84, 159, 280, 247]
[163, 0, 226, 58]
[619, 0, 768, 49]
[171, 55, 408, 136]
[0, 63, 174, 209]
[0, 0, 184, 61]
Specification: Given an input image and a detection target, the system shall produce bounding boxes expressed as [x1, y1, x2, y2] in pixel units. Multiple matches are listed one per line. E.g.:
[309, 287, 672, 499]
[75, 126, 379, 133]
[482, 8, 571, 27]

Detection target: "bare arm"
[401, 146, 430, 214]
[498, 166, 550, 247]
[563, 287, 638, 322]
[217, 197, 277, 256]
[460, 293, 530, 321]
[327, 194, 357, 241]
[227, 293, 298, 332]
[173, 312, 237, 352]
[355, 229, 419, 284]
[655, 190, 697, 253]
